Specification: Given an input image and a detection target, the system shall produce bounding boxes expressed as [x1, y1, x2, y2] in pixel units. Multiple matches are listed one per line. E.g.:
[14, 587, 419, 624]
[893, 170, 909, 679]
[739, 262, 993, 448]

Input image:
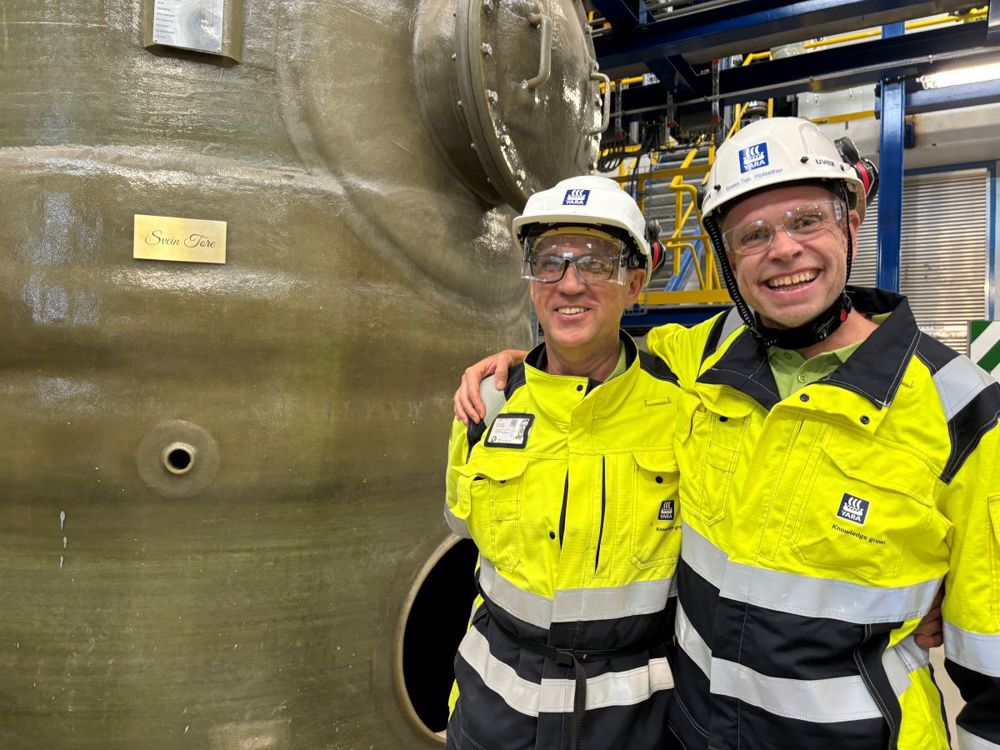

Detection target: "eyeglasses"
[522, 231, 626, 285]
[523, 252, 625, 285]
[721, 201, 845, 257]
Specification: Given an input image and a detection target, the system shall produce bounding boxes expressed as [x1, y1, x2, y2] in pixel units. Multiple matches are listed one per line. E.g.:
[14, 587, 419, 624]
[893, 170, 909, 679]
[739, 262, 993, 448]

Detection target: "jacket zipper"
[595, 457, 607, 572]
[853, 624, 899, 750]
[559, 471, 568, 548]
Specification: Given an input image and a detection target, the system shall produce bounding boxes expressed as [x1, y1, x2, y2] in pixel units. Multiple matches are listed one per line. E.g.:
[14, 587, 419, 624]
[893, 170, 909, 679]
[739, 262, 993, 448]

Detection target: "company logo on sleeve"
[837, 493, 870, 525]
[563, 189, 590, 206]
[739, 143, 770, 173]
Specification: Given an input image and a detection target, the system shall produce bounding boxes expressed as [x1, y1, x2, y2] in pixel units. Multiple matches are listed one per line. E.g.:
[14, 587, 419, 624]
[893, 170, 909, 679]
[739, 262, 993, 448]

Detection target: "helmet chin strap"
[706, 187, 855, 351]
[752, 290, 853, 350]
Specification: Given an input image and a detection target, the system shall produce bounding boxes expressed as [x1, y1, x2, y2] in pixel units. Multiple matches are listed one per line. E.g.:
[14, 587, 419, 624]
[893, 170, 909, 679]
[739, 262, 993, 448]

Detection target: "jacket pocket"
[630, 450, 682, 569]
[677, 395, 747, 526]
[457, 456, 529, 573]
[989, 497, 1000, 629]
[791, 438, 939, 583]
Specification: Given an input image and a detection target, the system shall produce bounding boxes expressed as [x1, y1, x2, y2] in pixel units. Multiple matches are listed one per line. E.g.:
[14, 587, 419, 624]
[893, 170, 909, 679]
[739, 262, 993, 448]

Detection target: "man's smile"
[764, 270, 819, 291]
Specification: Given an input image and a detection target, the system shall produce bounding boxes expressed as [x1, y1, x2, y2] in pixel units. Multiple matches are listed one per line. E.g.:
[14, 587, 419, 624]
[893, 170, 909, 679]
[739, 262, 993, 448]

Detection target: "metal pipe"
[617, 44, 988, 117]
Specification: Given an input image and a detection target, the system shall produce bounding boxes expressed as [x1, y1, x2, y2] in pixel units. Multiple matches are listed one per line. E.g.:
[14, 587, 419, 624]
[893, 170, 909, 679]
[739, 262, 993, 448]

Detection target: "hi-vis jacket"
[443, 333, 681, 750]
[648, 287, 1000, 750]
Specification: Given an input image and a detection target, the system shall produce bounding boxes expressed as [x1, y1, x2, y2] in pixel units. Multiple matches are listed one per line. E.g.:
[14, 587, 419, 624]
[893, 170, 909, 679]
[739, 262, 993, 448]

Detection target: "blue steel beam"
[612, 23, 987, 113]
[644, 59, 678, 92]
[877, 25, 905, 293]
[902, 78, 1000, 114]
[642, 58, 699, 98]
[666, 54, 707, 97]
[589, 0, 646, 30]
[593, 0, 975, 71]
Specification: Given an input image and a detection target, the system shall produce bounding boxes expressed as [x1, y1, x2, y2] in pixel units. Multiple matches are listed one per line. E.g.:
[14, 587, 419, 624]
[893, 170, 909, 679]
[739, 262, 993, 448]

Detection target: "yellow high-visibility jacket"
[649, 287, 1000, 750]
[443, 333, 682, 750]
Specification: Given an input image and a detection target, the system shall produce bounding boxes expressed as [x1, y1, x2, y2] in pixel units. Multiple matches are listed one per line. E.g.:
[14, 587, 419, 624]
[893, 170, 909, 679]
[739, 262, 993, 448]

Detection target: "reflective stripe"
[458, 625, 540, 716]
[457, 625, 674, 715]
[711, 658, 883, 723]
[444, 504, 471, 539]
[552, 577, 675, 623]
[675, 601, 711, 677]
[540, 657, 674, 713]
[478, 558, 673, 630]
[677, 597, 928, 724]
[945, 621, 1000, 678]
[722, 562, 942, 623]
[479, 558, 554, 629]
[679, 522, 728, 589]
[933, 355, 995, 421]
[719, 307, 744, 347]
[883, 636, 929, 697]
[681, 523, 942, 624]
[958, 727, 1000, 750]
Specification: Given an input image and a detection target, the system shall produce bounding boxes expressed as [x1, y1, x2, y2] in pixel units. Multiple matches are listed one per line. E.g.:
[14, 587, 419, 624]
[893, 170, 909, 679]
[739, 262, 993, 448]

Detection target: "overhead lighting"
[919, 60, 1000, 89]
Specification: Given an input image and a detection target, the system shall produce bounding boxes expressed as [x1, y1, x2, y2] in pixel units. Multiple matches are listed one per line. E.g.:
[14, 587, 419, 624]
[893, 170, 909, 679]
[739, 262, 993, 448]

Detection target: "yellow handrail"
[625, 133, 727, 305]
[666, 241, 697, 281]
[730, 6, 989, 64]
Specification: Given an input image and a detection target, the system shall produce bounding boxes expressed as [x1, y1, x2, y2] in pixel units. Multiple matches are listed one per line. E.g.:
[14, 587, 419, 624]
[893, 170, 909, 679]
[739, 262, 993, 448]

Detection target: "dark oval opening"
[401, 537, 479, 734]
[165, 446, 193, 473]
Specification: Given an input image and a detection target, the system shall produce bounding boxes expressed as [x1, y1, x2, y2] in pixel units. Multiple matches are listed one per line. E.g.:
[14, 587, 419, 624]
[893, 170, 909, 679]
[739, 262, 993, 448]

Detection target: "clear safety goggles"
[721, 200, 845, 257]
[521, 230, 627, 285]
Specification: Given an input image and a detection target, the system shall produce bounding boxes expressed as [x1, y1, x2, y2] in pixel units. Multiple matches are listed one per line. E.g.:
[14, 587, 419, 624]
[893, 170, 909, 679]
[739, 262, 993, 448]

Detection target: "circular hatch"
[415, 0, 608, 209]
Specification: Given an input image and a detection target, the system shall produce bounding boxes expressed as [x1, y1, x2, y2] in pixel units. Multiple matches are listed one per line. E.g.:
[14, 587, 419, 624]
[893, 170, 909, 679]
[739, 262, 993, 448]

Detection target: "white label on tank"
[153, 0, 224, 54]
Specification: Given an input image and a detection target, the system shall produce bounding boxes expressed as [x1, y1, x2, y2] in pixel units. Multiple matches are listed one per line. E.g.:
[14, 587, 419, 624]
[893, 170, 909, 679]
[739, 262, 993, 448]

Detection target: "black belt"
[491, 613, 666, 750]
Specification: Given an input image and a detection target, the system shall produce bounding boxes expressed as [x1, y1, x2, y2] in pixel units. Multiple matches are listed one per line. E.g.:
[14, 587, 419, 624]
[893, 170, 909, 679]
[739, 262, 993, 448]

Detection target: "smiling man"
[454, 118, 999, 750]
[657, 118, 1000, 750]
[442, 176, 683, 750]
[719, 183, 874, 351]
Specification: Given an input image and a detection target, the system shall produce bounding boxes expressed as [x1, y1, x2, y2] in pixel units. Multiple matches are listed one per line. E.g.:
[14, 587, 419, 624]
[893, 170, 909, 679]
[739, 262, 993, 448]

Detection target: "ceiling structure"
[587, 0, 1000, 327]
[588, 0, 1000, 123]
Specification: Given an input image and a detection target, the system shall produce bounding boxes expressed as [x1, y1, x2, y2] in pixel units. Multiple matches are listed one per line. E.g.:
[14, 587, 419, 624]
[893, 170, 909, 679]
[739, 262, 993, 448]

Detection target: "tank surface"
[0, 0, 603, 747]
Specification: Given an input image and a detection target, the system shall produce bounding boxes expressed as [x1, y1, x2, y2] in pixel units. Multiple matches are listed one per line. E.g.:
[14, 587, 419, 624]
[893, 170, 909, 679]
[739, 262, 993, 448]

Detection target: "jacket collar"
[526, 330, 638, 393]
[699, 287, 917, 411]
[523, 331, 650, 423]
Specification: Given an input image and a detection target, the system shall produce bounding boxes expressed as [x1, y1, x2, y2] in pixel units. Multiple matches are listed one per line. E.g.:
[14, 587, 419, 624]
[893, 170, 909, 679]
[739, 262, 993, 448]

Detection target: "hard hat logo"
[563, 189, 590, 206]
[739, 143, 770, 173]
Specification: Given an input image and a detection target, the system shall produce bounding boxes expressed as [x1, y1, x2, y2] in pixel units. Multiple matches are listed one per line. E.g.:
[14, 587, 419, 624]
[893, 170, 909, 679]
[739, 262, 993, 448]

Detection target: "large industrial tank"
[0, 0, 605, 747]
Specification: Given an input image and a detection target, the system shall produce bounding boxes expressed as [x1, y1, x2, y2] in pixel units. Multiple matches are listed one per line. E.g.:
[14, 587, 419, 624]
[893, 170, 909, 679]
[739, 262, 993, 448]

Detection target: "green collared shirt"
[767, 341, 863, 400]
[768, 315, 889, 400]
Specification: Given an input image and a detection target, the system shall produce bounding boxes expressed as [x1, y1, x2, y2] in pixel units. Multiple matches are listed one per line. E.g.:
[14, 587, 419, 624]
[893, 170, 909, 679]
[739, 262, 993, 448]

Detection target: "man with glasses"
[454, 117, 997, 749]
[443, 175, 682, 750]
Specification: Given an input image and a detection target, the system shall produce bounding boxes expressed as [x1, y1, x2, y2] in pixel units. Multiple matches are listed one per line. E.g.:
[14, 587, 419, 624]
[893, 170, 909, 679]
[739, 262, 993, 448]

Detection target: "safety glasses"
[522, 232, 626, 285]
[722, 200, 845, 257]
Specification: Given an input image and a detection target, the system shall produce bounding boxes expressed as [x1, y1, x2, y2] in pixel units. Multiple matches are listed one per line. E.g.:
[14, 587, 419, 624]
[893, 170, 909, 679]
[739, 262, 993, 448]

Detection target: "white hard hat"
[701, 117, 867, 225]
[513, 175, 652, 271]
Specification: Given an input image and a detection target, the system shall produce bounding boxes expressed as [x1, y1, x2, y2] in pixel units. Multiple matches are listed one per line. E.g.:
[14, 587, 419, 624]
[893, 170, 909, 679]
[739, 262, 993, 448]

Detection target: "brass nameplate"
[133, 214, 227, 264]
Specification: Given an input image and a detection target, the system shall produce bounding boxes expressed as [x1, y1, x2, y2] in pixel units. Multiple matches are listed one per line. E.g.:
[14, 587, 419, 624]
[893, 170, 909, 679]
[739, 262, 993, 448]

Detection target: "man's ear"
[626, 269, 646, 305]
[847, 210, 861, 261]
